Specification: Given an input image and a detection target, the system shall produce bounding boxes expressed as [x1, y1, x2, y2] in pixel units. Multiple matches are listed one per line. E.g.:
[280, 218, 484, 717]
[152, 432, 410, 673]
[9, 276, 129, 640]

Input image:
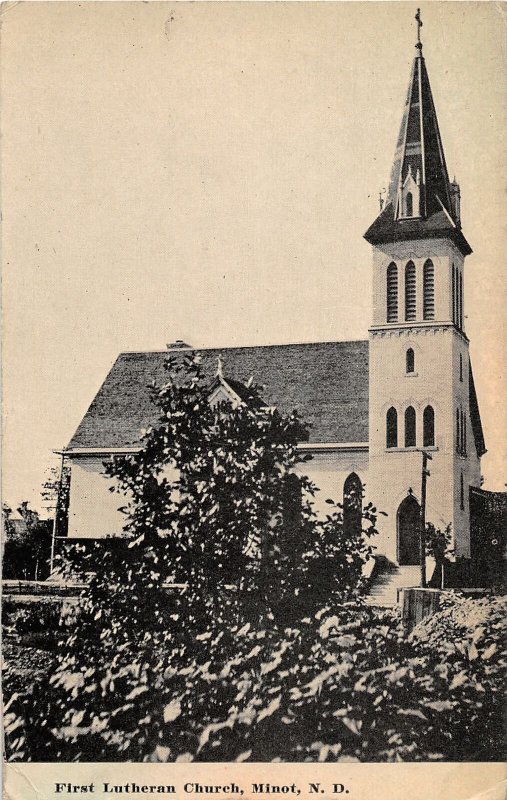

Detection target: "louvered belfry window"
[423, 259, 435, 320]
[405, 261, 416, 321]
[387, 263, 398, 322]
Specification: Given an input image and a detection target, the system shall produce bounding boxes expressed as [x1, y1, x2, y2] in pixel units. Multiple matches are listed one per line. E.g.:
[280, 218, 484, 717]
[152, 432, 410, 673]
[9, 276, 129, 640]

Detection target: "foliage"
[101, 354, 378, 624]
[4, 595, 505, 762]
[425, 523, 452, 561]
[3, 357, 504, 763]
[2, 503, 52, 580]
[41, 464, 71, 537]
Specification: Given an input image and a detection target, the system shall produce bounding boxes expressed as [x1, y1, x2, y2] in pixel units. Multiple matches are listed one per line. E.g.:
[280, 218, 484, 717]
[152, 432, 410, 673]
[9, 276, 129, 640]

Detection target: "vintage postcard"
[2, 2, 506, 799]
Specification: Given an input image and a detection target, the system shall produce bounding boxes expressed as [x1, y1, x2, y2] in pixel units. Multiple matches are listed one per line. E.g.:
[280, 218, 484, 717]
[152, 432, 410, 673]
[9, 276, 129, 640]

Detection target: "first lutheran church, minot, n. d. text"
[57, 15, 487, 598]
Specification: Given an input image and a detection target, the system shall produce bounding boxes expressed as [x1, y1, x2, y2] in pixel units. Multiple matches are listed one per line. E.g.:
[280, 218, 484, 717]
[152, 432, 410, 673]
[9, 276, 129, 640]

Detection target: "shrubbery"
[3, 357, 505, 762]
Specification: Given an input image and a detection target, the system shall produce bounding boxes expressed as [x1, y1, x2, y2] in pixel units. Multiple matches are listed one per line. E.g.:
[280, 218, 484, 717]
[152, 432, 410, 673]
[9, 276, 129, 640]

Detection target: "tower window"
[460, 472, 465, 510]
[452, 264, 457, 324]
[460, 353, 463, 382]
[423, 405, 435, 447]
[423, 259, 435, 320]
[405, 261, 416, 321]
[387, 263, 398, 322]
[456, 407, 460, 453]
[386, 407, 398, 449]
[459, 272, 463, 330]
[406, 192, 413, 217]
[404, 406, 416, 448]
[406, 347, 415, 373]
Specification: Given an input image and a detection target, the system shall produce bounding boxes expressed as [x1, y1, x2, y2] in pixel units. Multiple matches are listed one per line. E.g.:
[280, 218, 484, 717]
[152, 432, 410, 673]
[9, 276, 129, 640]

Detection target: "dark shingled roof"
[67, 340, 369, 450]
[364, 52, 472, 257]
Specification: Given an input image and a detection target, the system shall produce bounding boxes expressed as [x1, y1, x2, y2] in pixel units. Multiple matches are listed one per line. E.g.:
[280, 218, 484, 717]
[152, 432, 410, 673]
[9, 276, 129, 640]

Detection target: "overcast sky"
[2, 2, 506, 512]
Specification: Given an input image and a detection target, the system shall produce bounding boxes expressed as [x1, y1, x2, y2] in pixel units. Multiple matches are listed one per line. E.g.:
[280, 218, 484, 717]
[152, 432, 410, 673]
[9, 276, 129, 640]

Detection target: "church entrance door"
[397, 494, 421, 566]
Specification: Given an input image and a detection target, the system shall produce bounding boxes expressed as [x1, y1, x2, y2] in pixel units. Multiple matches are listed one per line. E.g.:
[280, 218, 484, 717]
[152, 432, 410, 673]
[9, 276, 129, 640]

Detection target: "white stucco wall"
[368, 238, 480, 561]
[67, 457, 127, 539]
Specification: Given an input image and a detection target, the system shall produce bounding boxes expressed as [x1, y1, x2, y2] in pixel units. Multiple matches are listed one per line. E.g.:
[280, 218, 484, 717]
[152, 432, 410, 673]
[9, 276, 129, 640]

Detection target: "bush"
[4, 595, 505, 762]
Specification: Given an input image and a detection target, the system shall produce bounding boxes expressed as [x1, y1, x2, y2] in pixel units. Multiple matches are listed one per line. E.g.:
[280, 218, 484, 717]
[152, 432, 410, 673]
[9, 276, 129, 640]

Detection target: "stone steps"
[365, 562, 421, 607]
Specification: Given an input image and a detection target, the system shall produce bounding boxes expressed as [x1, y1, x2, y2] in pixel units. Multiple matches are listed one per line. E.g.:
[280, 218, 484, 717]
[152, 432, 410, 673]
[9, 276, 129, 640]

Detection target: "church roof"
[66, 340, 370, 450]
[469, 364, 486, 458]
[364, 44, 472, 256]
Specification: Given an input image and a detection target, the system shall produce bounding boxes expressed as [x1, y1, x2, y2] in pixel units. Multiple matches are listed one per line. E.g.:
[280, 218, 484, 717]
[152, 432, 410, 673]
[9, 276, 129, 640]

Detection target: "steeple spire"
[364, 13, 471, 256]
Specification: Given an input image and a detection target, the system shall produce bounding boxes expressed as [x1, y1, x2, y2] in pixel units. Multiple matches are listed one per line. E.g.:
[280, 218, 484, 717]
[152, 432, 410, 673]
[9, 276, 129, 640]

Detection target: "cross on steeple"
[415, 8, 423, 52]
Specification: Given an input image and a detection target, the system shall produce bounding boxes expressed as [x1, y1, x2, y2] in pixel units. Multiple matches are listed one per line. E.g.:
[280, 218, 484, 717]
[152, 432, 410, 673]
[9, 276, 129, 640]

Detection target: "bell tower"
[364, 11, 485, 568]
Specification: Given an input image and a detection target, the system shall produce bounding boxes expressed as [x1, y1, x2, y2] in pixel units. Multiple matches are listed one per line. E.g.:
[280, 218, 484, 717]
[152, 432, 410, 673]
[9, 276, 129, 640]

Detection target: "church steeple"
[365, 10, 471, 256]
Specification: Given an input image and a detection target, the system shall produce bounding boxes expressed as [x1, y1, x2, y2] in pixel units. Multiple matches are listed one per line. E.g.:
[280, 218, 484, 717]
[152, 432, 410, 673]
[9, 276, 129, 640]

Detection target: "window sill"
[385, 446, 438, 453]
[405, 372, 418, 378]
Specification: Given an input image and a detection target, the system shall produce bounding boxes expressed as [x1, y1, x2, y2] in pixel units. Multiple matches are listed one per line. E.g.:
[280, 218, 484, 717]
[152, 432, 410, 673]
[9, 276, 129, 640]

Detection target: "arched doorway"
[397, 493, 421, 565]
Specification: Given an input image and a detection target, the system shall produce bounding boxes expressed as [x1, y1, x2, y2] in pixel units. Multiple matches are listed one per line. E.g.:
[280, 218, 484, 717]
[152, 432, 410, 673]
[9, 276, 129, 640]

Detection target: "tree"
[101, 354, 377, 625]
[2, 502, 52, 580]
[5, 355, 379, 762]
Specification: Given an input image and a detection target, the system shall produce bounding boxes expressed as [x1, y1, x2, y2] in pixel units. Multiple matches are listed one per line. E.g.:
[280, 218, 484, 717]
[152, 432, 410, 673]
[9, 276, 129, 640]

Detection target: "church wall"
[66, 449, 371, 539]
[67, 457, 126, 539]
[368, 323, 456, 561]
[294, 449, 369, 515]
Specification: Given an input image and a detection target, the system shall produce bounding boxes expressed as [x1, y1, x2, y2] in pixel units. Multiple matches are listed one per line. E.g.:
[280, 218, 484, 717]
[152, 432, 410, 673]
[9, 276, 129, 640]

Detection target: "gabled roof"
[67, 340, 369, 450]
[364, 48, 471, 256]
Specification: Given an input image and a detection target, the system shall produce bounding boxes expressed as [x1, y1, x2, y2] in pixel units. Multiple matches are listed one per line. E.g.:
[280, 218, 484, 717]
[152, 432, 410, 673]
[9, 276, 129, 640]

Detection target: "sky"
[2, 1, 506, 513]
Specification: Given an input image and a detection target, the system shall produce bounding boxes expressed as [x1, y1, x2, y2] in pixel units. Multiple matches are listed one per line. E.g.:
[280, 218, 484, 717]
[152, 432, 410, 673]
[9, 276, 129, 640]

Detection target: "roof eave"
[363, 223, 472, 257]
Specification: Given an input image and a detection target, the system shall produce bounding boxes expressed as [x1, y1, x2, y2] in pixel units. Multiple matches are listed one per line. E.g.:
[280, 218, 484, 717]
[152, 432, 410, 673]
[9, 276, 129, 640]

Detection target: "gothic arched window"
[405, 261, 416, 321]
[406, 347, 415, 374]
[404, 406, 416, 448]
[456, 407, 460, 453]
[423, 259, 435, 320]
[387, 263, 398, 322]
[406, 192, 413, 217]
[343, 472, 363, 538]
[460, 353, 463, 382]
[452, 264, 457, 324]
[460, 472, 465, 510]
[386, 407, 398, 449]
[423, 405, 435, 447]
[459, 272, 463, 330]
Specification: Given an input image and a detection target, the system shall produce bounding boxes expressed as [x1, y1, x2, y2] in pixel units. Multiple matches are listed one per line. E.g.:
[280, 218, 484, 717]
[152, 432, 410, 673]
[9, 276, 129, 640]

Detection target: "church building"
[60, 20, 486, 591]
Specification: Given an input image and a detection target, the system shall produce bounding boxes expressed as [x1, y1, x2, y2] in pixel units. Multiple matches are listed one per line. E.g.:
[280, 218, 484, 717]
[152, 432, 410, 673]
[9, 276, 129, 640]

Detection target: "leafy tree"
[2, 502, 52, 581]
[4, 354, 382, 761]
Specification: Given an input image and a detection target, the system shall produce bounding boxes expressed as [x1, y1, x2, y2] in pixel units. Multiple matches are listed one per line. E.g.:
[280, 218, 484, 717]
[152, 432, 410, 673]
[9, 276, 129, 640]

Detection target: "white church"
[59, 21, 486, 592]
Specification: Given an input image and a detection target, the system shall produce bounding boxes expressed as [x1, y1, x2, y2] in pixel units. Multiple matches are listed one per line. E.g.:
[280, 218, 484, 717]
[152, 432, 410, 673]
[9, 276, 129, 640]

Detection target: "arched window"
[456, 407, 461, 453]
[406, 347, 415, 374]
[423, 259, 435, 320]
[460, 472, 465, 510]
[386, 407, 398, 449]
[459, 272, 463, 330]
[404, 406, 416, 448]
[406, 192, 413, 217]
[460, 353, 463, 382]
[405, 261, 416, 321]
[423, 405, 435, 447]
[461, 409, 467, 456]
[387, 263, 398, 322]
[452, 264, 456, 324]
[343, 472, 363, 539]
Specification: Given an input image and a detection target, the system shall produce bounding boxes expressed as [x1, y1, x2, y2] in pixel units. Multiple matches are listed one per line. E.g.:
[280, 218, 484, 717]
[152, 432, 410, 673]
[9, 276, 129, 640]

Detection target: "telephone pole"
[419, 449, 432, 588]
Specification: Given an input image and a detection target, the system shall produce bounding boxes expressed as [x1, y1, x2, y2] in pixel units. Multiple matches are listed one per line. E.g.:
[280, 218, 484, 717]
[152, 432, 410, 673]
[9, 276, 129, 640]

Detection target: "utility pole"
[419, 449, 432, 588]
